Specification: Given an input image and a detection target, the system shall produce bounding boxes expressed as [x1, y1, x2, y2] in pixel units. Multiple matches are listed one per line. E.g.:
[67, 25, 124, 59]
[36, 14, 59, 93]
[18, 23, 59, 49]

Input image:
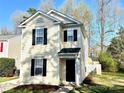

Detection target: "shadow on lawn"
[3, 84, 60, 93]
[69, 83, 124, 93]
[87, 83, 124, 93]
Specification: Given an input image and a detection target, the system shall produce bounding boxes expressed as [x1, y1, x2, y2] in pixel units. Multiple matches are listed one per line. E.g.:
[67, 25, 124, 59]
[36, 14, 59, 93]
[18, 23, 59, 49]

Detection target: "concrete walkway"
[54, 86, 73, 93]
[0, 79, 74, 93]
[0, 79, 20, 93]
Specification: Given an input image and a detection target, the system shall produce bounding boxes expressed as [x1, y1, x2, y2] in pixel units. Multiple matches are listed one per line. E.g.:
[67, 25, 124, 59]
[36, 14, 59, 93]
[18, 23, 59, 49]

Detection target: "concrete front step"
[54, 86, 73, 93]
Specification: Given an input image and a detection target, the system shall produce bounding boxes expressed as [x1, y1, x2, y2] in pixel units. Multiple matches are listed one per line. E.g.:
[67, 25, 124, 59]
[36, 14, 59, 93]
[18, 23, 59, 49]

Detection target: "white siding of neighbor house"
[0, 36, 21, 69]
[8, 36, 21, 69]
[20, 12, 87, 85]
[0, 41, 9, 58]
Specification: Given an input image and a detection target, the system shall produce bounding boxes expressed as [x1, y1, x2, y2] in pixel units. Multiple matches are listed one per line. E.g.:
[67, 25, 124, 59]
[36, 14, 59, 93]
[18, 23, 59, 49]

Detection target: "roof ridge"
[19, 10, 61, 27]
[47, 9, 81, 24]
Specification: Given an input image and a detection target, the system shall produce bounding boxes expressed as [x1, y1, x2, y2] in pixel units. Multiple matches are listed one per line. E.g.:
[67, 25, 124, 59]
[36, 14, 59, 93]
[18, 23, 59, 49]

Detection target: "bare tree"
[60, 0, 74, 15]
[95, 0, 124, 52]
[11, 11, 29, 35]
[0, 27, 9, 35]
[39, 0, 55, 12]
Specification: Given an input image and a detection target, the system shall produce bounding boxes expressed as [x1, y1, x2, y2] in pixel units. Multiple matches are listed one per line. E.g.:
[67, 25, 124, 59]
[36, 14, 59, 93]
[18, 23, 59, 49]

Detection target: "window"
[0, 42, 3, 52]
[64, 29, 77, 42]
[35, 28, 44, 44]
[67, 30, 74, 41]
[32, 28, 47, 45]
[31, 58, 47, 76]
[34, 58, 43, 75]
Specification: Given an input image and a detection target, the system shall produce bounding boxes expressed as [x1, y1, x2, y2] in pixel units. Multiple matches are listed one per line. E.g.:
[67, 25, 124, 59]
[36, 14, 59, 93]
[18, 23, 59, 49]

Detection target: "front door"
[66, 59, 75, 82]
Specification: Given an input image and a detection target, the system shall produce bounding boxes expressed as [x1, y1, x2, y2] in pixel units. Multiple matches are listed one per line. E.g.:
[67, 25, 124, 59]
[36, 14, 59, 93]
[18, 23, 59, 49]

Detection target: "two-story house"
[19, 10, 89, 85]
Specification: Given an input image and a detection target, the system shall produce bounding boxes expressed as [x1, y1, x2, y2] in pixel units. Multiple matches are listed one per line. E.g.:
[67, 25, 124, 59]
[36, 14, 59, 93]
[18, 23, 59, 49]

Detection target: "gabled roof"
[18, 9, 87, 38]
[47, 10, 81, 24]
[19, 9, 82, 27]
[19, 10, 61, 27]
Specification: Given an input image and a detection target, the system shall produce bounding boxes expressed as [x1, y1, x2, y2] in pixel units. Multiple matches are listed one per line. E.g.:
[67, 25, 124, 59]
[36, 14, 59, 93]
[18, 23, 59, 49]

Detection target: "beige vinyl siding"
[8, 35, 21, 69]
[20, 11, 88, 85]
[20, 15, 61, 85]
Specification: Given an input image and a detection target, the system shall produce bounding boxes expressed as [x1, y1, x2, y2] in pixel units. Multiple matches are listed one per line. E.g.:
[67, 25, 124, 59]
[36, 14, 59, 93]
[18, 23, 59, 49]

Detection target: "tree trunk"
[100, 0, 105, 52]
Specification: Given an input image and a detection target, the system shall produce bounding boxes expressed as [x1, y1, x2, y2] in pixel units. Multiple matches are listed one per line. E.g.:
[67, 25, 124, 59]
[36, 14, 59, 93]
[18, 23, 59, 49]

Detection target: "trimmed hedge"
[0, 58, 16, 77]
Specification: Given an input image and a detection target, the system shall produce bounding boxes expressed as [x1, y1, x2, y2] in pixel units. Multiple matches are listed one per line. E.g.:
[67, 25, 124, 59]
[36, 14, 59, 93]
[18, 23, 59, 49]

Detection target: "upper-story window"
[64, 29, 77, 42]
[36, 28, 44, 44]
[0, 42, 3, 52]
[32, 28, 47, 45]
[67, 30, 74, 41]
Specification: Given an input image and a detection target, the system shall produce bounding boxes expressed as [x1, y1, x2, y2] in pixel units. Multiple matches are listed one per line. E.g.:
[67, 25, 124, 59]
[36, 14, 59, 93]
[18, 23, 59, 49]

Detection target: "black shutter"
[32, 29, 36, 45]
[43, 59, 47, 76]
[64, 30, 67, 42]
[31, 59, 35, 76]
[44, 28, 47, 45]
[74, 29, 77, 41]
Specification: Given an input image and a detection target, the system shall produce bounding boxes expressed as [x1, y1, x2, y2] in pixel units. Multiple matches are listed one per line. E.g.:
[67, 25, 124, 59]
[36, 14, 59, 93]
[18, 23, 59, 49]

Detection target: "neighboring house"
[19, 10, 91, 85]
[0, 35, 21, 69]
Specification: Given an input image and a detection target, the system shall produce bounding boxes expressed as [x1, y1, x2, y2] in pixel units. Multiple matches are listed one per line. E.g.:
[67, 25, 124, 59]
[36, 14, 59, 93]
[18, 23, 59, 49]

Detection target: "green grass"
[69, 72, 124, 93]
[69, 85, 124, 93]
[98, 72, 124, 79]
[3, 85, 59, 93]
[93, 72, 124, 87]
[3, 89, 52, 93]
[0, 77, 16, 83]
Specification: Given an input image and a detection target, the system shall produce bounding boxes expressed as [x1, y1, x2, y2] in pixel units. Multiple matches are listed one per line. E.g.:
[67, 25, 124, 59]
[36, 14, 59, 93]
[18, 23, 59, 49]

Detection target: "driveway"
[0, 79, 20, 93]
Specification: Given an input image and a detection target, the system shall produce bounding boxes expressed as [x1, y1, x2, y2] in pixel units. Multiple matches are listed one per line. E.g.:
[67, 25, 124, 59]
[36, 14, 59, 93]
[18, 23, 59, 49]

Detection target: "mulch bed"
[12, 84, 60, 91]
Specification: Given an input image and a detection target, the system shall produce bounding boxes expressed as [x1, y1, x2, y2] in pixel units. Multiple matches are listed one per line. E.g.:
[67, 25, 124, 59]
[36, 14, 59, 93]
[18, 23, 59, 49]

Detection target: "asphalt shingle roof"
[58, 48, 81, 54]
[0, 35, 18, 40]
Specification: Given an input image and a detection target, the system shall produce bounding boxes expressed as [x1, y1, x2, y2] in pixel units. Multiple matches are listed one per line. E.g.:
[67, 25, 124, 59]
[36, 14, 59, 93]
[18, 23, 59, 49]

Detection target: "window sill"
[63, 41, 77, 42]
[33, 44, 47, 46]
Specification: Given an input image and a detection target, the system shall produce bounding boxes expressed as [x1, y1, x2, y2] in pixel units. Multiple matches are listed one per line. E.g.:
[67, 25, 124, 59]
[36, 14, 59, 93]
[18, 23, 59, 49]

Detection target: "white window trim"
[35, 27, 44, 45]
[67, 29, 74, 42]
[34, 58, 43, 76]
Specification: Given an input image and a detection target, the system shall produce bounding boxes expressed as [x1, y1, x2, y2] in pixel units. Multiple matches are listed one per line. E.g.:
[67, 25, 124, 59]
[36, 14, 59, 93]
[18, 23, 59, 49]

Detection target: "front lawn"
[3, 84, 59, 93]
[0, 77, 17, 83]
[69, 72, 124, 93]
[93, 72, 124, 87]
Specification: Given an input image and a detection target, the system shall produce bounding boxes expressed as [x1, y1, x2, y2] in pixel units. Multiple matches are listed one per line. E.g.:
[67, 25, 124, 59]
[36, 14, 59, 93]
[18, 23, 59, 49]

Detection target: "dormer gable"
[19, 11, 61, 27]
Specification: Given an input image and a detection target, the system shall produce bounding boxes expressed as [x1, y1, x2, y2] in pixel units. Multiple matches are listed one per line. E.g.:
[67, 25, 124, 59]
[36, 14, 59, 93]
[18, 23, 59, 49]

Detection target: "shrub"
[98, 52, 118, 72]
[0, 58, 16, 77]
